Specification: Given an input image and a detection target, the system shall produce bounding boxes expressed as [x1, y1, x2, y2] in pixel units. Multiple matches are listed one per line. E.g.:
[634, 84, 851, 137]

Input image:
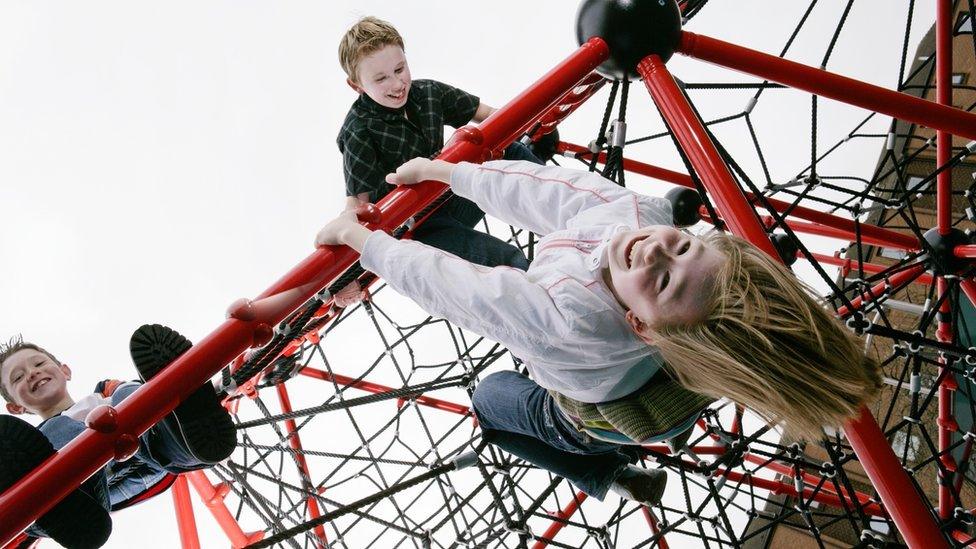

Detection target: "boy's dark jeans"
[472, 371, 639, 499]
[414, 141, 541, 270]
[29, 382, 211, 538]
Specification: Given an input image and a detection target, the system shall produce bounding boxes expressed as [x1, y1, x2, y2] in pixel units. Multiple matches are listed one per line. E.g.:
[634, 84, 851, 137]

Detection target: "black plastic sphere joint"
[922, 227, 969, 275]
[771, 233, 799, 266]
[576, 0, 683, 80]
[665, 187, 703, 227]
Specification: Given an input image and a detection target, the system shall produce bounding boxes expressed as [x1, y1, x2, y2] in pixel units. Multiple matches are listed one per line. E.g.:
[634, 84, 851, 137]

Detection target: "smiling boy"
[333, 16, 539, 306]
[0, 325, 236, 548]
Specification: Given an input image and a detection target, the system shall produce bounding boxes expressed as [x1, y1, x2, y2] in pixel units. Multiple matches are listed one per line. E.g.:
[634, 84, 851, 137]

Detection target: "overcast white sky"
[0, 1, 936, 547]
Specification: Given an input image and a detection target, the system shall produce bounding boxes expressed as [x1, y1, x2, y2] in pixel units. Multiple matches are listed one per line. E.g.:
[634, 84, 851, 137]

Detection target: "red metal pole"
[636, 52, 946, 547]
[186, 470, 265, 548]
[530, 491, 587, 549]
[172, 475, 202, 549]
[277, 384, 328, 547]
[0, 38, 609, 547]
[642, 507, 671, 549]
[936, 0, 954, 235]
[936, 278, 960, 520]
[812, 253, 934, 286]
[845, 406, 947, 547]
[954, 245, 976, 259]
[837, 264, 928, 318]
[677, 31, 976, 142]
[638, 55, 780, 259]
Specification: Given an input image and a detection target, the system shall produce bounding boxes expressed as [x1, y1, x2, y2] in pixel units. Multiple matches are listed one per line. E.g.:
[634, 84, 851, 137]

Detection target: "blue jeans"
[416, 142, 540, 271]
[472, 371, 638, 499]
[30, 382, 210, 536]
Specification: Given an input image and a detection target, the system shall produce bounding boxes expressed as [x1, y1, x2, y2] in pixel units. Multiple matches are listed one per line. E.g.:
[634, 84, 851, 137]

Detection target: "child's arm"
[387, 158, 672, 236]
[471, 103, 496, 123]
[316, 213, 565, 351]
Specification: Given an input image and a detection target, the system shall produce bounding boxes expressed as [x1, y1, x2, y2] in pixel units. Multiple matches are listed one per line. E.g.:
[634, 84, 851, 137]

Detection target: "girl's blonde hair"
[648, 232, 882, 441]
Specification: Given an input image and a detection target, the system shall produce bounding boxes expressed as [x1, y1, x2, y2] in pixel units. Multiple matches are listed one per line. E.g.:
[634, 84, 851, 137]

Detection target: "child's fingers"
[385, 172, 399, 185]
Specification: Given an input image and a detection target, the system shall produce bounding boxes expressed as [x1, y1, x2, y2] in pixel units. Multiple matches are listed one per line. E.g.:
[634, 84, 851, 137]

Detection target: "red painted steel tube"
[962, 278, 976, 306]
[937, 0, 954, 235]
[172, 475, 202, 549]
[642, 508, 670, 549]
[477, 38, 610, 157]
[845, 406, 947, 547]
[811, 253, 934, 286]
[837, 264, 928, 318]
[0, 38, 607, 545]
[186, 470, 265, 548]
[559, 142, 918, 251]
[677, 31, 976, 142]
[637, 51, 944, 547]
[936, 277, 959, 520]
[528, 74, 605, 141]
[530, 491, 587, 549]
[638, 55, 780, 258]
[277, 384, 328, 547]
[300, 367, 471, 416]
[954, 245, 976, 259]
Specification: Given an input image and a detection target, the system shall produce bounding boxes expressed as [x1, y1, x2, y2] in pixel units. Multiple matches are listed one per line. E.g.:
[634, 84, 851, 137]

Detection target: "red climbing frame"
[3, 9, 976, 547]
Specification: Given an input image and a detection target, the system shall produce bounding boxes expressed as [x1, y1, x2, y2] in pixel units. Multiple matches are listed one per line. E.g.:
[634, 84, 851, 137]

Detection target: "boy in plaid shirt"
[335, 16, 539, 305]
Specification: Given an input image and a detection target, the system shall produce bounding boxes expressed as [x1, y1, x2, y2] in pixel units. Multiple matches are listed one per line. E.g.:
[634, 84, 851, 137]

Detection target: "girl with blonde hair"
[315, 157, 881, 506]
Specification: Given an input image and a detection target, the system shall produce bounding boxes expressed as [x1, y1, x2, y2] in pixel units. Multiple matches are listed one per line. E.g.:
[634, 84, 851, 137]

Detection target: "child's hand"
[315, 210, 360, 247]
[385, 157, 433, 186]
[334, 281, 364, 308]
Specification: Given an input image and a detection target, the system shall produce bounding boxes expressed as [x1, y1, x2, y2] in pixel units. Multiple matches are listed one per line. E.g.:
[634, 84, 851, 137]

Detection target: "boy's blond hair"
[649, 232, 882, 441]
[338, 16, 405, 84]
[0, 335, 61, 405]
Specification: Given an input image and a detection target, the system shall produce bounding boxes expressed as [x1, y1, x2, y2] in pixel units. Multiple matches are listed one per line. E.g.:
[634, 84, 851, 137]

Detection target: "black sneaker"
[0, 416, 112, 549]
[609, 465, 668, 507]
[129, 324, 236, 464]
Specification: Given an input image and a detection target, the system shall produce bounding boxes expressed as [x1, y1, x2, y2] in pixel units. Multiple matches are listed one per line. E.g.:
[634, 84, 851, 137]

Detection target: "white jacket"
[359, 160, 673, 403]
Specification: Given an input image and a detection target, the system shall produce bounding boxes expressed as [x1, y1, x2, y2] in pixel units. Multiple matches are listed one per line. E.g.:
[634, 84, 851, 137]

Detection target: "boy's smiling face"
[2, 348, 73, 418]
[349, 44, 411, 109]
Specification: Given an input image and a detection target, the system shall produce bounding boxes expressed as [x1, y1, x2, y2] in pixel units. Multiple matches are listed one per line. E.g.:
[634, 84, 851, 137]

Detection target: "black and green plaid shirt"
[337, 79, 480, 203]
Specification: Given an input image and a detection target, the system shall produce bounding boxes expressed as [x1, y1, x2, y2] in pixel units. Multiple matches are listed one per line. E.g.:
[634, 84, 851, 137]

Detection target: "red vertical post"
[171, 475, 202, 549]
[276, 383, 328, 547]
[936, 0, 954, 235]
[635, 53, 947, 548]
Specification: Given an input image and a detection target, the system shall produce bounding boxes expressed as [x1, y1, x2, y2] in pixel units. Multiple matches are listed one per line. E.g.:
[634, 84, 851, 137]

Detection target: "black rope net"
[202, 2, 976, 547]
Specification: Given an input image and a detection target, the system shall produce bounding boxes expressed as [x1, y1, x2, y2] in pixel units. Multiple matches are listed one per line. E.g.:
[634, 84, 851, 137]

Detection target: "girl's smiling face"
[605, 225, 726, 335]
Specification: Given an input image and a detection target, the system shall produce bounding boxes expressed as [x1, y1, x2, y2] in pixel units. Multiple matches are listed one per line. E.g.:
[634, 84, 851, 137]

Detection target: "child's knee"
[471, 371, 524, 413]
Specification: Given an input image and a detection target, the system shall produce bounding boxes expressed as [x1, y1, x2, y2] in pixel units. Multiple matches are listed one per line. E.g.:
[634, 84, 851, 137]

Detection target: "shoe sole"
[0, 416, 112, 549]
[129, 324, 236, 463]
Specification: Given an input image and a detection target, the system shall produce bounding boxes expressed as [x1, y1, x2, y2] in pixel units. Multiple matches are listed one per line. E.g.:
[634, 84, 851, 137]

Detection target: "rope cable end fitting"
[886, 132, 896, 151]
[610, 120, 627, 148]
[450, 451, 480, 471]
[744, 96, 757, 115]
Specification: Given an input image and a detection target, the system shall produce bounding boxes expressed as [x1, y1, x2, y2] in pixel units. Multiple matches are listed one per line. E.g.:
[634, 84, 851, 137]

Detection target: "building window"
[906, 175, 929, 193]
[891, 431, 920, 461]
[879, 247, 907, 260]
[957, 12, 973, 34]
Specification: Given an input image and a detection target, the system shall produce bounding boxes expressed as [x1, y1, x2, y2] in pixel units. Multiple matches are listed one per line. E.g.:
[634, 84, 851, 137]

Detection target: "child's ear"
[625, 311, 656, 345]
[346, 78, 363, 94]
[60, 363, 72, 381]
[6, 402, 26, 415]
